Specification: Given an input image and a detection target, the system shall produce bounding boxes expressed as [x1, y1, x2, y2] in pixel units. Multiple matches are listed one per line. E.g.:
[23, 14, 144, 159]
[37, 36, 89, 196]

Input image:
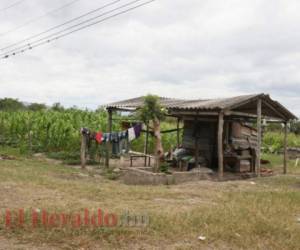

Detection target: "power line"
[1, 0, 155, 60]
[0, 0, 26, 12]
[0, 0, 81, 37]
[0, 0, 144, 57]
[0, 0, 121, 52]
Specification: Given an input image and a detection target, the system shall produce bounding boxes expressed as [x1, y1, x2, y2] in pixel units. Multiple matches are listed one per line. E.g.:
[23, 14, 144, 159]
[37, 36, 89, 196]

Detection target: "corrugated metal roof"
[103, 94, 297, 120]
[103, 96, 189, 109]
[167, 94, 260, 110]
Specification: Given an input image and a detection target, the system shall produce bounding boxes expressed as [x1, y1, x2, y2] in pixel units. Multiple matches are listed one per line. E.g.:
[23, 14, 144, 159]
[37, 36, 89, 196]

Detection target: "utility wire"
[0, 0, 26, 12]
[0, 0, 121, 52]
[0, 0, 144, 57]
[0, 0, 81, 37]
[1, 0, 155, 60]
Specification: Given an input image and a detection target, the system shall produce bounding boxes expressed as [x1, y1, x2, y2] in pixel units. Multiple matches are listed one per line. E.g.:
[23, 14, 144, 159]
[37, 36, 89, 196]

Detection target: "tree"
[51, 102, 65, 112]
[28, 103, 47, 111]
[138, 95, 166, 172]
[0, 98, 25, 111]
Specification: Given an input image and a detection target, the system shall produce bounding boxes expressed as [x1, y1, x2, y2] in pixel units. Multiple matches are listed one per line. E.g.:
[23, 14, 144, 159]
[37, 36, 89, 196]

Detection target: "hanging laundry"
[111, 132, 119, 143]
[102, 133, 110, 143]
[134, 124, 142, 138]
[128, 127, 136, 142]
[118, 131, 123, 141]
[118, 130, 128, 140]
[95, 132, 103, 144]
[119, 136, 129, 154]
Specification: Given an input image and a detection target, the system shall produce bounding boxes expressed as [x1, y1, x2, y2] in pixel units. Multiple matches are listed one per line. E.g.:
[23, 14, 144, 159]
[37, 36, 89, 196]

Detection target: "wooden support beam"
[112, 118, 140, 122]
[144, 124, 149, 166]
[194, 117, 199, 171]
[180, 116, 218, 122]
[218, 112, 224, 179]
[169, 111, 219, 116]
[105, 109, 113, 168]
[263, 119, 285, 123]
[228, 108, 287, 122]
[175, 115, 260, 123]
[224, 110, 258, 118]
[108, 109, 113, 132]
[283, 122, 288, 174]
[177, 118, 180, 148]
[161, 128, 182, 134]
[80, 133, 86, 169]
[256, 99, 262, 177]
[195, 137, 199, 170]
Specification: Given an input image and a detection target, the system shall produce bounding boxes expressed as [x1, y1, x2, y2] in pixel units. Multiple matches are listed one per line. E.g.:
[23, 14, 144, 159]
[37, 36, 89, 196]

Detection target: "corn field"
[1, 109, 299, 158]
[0, 110, 180, 159]
[263, 131, 300, 153]
[0, 110, 110, 154]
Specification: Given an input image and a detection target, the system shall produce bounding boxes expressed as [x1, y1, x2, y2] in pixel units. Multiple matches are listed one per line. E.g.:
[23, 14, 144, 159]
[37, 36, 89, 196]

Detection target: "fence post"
[81, 133, 86, 169]
[283, 122, 288, 174]
[105, 109, 113, 168]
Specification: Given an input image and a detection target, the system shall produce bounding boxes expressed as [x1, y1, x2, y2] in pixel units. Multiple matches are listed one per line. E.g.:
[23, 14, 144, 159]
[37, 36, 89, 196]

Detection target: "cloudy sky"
[0, 0, 300, 115]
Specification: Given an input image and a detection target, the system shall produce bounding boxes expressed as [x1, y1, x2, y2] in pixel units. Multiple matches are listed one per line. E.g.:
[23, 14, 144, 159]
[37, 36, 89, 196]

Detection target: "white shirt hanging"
[128, 127, 136, 141]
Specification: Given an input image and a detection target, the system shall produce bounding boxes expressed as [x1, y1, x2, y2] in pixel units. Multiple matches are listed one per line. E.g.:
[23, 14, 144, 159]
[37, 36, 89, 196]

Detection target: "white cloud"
[0, 0, 299, 116]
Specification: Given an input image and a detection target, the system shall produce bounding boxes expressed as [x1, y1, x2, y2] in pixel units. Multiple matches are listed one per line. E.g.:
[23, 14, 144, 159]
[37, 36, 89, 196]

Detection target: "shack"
[103, 94, 297, 178]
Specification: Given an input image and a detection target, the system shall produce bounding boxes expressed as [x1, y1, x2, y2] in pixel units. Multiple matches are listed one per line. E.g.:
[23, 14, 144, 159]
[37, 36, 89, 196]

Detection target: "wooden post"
[195, 136, 200, 170]
[28, 130, 33, 154]
[194, 116, 200, 171]
[81, 133, 86, 169]
[218, 112, 224, 179]
[177, 117, 180, 148]
[283, 122, 288, 174]
[105, 109, 113, 168]
[28, 119, 33, 154]
[144, 124, 149, 166]
[256, 98, 262, 176]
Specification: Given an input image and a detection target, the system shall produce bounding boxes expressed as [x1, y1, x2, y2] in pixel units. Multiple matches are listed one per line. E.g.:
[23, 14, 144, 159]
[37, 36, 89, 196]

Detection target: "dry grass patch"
[0, 147, 300, 249]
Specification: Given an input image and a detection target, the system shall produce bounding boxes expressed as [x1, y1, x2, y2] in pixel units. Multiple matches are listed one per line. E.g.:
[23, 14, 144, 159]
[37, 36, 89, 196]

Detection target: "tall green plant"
[0, 109, 110, 154]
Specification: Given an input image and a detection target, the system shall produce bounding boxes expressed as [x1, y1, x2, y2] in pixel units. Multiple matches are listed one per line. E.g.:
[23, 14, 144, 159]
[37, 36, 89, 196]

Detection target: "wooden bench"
[129, 151, 155, 167]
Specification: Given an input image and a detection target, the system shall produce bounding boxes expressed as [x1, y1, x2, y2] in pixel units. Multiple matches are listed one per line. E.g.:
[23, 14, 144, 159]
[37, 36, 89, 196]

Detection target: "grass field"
[0, 146, 300, 250]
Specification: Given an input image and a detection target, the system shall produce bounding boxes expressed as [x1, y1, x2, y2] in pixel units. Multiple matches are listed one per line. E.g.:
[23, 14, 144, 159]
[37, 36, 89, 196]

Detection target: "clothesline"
[111, 118, 141, 122]
[80, 125, 183, 141]
[80, 123, 143, 144]
[141, 127, 183, 136]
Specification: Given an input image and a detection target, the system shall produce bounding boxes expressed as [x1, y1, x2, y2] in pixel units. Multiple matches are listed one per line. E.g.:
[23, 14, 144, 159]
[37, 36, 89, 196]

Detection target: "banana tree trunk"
[153, 118, 164, 172]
